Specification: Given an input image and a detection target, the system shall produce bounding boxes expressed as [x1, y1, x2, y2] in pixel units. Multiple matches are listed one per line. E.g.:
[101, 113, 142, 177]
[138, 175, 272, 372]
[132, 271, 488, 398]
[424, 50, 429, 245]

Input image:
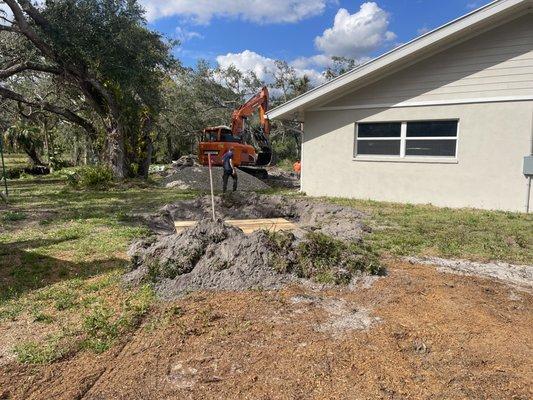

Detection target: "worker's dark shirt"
[222, 151, 234, 173]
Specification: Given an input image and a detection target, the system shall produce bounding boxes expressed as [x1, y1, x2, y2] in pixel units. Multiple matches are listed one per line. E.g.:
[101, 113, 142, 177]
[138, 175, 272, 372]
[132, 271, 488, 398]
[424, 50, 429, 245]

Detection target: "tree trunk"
[107, 123, 126, 179]
[138, 137, 153, 179]
[137, 116, 154, 179]
[25, 145, 43, 166]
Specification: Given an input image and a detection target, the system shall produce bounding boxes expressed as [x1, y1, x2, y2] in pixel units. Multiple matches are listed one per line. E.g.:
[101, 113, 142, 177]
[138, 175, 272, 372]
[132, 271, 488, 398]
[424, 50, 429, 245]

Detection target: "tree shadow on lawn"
[3, 179, 197, 223]
[0, 238, 126, 301]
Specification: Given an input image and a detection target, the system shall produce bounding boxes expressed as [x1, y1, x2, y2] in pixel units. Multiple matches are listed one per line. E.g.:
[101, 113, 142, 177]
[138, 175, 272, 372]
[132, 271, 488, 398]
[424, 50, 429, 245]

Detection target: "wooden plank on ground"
[174, 218, 297, 234]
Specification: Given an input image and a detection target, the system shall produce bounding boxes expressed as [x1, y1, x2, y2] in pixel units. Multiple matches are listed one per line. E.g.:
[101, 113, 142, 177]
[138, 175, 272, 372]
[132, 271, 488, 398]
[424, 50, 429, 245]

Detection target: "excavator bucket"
[256, 147, 272, 166]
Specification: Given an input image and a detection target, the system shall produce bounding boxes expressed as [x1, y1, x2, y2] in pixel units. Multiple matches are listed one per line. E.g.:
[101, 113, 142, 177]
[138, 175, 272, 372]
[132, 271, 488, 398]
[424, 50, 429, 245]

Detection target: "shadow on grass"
[0, 237, 126, 301]
[2, 179, 197, 222]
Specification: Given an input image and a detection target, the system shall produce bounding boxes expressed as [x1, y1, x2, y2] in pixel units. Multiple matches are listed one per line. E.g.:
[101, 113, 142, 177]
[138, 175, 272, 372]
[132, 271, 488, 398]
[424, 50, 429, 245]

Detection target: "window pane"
[358, 123, 401, 138]
[407, 121, 458, 137]
[357, 140, 401, 156]
[405, 140, 456, 156]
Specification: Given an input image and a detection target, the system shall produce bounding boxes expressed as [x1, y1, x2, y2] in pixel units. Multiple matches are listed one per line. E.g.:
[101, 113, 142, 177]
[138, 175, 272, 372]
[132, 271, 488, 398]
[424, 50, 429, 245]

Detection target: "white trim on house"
[267, 0, 533, 120]
[310, 95, 533, 112]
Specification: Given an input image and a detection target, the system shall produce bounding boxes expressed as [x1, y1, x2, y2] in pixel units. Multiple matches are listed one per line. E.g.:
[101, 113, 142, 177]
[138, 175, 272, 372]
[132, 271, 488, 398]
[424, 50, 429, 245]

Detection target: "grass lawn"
[2, 153, 29, 169]
[330, 197, 532, 265]
[0, 174, 531, 365]
[0, 176, 197, 362]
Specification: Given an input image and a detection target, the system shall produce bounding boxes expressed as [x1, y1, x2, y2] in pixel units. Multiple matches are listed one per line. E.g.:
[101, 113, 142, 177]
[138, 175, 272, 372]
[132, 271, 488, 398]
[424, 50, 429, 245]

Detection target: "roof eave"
[267, 0, 532, 121]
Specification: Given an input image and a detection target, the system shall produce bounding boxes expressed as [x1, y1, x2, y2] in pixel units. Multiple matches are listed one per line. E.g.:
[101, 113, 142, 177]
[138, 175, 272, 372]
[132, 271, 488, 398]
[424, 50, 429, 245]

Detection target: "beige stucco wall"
[301, 101, 533, 212]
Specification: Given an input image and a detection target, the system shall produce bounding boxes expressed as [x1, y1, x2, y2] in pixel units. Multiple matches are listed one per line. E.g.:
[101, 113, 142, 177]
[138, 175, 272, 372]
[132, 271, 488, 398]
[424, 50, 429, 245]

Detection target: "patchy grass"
[0, 178, 197, 300]
[0, 176, 195, 364]
[13, 335, 67, 365]
[329, 198, 533, 264]
[1, 153, 30, 180]
[2, 211, 26, 222]
[1, 171, 531, 368]
[2, 153, 29, 169]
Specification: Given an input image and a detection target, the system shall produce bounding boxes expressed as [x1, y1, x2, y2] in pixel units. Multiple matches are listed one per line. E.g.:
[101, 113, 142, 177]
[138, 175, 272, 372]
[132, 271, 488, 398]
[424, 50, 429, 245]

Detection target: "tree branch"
[0, 24, 20, 33]
[0, 84, 97, 139]
[2, 0, 55, 58]
[16, 0, 52, 31]
[0, 61, 61, 79]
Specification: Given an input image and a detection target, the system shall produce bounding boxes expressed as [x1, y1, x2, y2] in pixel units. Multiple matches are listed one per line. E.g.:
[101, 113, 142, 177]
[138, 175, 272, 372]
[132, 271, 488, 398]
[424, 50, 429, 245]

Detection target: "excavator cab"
[198, 126, 257, 167]
[198, 87, 273, 169]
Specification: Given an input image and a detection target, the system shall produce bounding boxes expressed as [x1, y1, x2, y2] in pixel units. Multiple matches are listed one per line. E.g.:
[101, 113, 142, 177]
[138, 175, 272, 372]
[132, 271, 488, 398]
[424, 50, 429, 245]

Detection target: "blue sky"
[143, 0, 493, 83]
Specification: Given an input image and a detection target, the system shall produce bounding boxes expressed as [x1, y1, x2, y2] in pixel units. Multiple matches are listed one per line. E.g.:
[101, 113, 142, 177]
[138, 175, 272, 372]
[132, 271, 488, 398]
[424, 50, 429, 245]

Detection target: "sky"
[142, 0, 494, 85]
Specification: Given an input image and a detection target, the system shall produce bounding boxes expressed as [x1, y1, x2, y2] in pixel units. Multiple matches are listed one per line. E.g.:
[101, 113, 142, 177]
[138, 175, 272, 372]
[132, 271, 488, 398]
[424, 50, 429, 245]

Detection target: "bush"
[67, 166, 114, 189]
[4, 167, 23, 179]
[297, 232, 384, 284]
[2, 211, 27, 222]
[267, 230, 385, 285]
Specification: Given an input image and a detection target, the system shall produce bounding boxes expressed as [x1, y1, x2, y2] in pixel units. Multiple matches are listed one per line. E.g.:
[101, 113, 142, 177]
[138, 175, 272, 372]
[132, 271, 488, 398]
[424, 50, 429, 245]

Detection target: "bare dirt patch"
[407, 256, 533, 292]
[2, 261, 531, 400]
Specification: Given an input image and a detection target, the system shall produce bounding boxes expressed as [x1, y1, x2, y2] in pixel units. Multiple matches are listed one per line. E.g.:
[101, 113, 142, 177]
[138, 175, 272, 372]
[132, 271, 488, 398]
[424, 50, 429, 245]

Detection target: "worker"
[293, 160, 301, 178]
[222, 148, 238, 193]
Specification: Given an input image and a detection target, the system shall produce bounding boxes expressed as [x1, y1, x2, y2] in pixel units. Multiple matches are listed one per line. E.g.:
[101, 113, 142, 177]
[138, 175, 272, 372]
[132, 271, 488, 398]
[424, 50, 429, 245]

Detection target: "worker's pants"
[222, 170, 238, 192]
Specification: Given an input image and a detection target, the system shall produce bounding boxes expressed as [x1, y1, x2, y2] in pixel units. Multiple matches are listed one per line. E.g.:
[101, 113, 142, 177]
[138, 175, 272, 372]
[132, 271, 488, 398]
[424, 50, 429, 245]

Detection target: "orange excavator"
[198, 87, 272, 170]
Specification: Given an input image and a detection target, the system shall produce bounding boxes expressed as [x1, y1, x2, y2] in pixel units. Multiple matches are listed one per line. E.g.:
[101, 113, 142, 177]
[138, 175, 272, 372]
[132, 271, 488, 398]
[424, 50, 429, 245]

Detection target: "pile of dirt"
[147, 192, 370, 241]
[127, 194, 382, 298]
[264, 166, 300, 188]
[162, 163, 269, 192]
[126, 220, 295, 299]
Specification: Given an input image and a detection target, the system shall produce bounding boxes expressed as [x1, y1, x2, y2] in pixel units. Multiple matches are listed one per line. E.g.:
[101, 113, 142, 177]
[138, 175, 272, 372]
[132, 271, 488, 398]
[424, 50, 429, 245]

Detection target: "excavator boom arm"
[231, 86, 270, 137]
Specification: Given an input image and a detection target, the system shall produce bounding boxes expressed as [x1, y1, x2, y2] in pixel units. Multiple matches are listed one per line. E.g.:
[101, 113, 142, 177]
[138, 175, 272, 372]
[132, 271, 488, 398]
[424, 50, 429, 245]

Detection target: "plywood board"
[174, 218, 297, 234]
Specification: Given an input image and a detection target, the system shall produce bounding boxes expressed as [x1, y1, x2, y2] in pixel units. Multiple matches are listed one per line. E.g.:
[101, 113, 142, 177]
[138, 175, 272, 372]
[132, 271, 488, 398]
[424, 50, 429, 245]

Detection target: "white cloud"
[314, 2, 396, 58]
[290, 54, 334, 70]
[212, 2, 398, 94]
[141, 0, 329, 24]
[175, 27, 203, 43]
[216, 50, 327, 89]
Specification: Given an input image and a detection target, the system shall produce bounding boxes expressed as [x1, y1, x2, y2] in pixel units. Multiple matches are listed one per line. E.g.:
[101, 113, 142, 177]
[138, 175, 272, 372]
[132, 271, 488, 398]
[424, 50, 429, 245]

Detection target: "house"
[268, 0, 533, 212]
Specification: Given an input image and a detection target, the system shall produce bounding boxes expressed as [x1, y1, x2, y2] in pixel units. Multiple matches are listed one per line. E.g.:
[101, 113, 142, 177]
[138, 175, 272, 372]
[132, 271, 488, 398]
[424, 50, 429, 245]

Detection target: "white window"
[355, 120, 458, 159]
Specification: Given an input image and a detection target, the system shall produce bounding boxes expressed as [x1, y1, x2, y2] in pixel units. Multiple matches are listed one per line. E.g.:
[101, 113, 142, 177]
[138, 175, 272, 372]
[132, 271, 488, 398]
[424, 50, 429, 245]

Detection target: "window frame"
[354, 119, 459, 162]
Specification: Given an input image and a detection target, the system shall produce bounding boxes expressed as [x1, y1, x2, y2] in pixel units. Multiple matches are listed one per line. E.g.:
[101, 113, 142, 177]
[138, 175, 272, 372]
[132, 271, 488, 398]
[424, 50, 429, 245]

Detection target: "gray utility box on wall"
[524, 156, 533, 176]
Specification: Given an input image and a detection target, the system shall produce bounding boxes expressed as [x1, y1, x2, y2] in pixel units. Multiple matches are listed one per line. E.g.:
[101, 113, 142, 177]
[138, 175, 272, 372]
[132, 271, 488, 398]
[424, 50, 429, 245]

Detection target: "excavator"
[198, 86, 272, 175]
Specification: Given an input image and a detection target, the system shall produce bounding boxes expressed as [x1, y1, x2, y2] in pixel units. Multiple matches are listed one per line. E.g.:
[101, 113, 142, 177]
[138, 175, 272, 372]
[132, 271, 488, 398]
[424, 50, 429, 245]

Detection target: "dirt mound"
[264, 166, 300, 188]
[162, 165, 269, 191]
[127, 195, 383, 298]
[148, 192, 369, 241]
[126, 220, 294, 298]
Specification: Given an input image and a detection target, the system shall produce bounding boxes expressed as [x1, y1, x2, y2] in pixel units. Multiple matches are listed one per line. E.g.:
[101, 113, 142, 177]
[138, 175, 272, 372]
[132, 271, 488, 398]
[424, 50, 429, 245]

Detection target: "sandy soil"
[1, 261, 531, 400]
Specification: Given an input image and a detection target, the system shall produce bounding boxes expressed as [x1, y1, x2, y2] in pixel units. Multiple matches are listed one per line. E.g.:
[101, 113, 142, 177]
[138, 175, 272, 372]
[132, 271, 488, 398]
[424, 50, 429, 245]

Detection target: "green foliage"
[4, 167, 23, 179]
[323, 56, 359, 80]
[43, 0, 174, 110]
[82, 285, 154, 352]
[267, 230, 383, 285]
[272, 136, 299, 162]
[2, 211, 27, 222]
[296, 232, 384, 284]
[14, 336, 66, 364]
[67, 166, 114, 188]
